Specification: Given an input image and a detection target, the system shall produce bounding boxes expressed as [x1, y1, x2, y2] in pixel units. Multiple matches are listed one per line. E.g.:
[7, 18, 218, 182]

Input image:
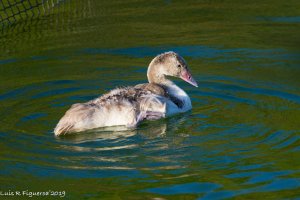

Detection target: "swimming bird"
[54, 51, 198, 136]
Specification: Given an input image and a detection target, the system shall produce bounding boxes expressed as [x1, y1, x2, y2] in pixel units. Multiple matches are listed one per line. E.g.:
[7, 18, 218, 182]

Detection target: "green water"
[1, 0, 300, 199]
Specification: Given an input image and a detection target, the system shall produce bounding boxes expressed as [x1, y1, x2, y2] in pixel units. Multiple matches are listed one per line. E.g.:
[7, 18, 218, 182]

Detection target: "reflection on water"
[0, 0, 300, 199]
[57, 122, 168, 150]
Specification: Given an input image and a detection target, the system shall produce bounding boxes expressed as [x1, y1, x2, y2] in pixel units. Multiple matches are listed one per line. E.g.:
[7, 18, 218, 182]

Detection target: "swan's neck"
[147, 60, 171, 85]
[165, 83, 192, 111]
[147, 61, 192, 111]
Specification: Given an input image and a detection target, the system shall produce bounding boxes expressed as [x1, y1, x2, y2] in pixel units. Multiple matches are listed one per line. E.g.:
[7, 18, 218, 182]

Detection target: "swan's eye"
[177, 64, 181, 68]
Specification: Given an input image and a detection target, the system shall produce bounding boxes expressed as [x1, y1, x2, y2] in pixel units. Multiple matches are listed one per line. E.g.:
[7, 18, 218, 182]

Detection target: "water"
[1, 0, 300, 199]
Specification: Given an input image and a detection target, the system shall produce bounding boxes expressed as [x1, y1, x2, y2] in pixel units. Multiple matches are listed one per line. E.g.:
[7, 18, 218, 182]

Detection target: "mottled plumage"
[54, 51, 198, 136]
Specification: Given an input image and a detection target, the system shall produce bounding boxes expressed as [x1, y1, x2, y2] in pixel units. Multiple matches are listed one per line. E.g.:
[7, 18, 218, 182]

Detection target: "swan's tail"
[54, 101, 138, 136]
[54, 103, 99, 136]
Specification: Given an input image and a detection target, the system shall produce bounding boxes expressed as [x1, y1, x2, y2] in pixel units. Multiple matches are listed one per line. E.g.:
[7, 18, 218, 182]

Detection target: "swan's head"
[148, 51, 198, 87]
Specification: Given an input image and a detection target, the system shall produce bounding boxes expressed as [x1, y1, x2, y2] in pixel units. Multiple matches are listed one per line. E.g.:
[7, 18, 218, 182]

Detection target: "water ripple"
[0, 46, 299, 198]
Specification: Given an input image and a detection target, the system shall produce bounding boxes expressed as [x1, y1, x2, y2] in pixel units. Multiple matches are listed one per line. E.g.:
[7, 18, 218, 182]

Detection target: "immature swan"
[54, 51, 198, 136]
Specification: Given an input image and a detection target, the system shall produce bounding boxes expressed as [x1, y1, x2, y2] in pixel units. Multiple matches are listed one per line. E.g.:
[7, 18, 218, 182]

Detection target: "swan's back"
[54, 85, 167, 136]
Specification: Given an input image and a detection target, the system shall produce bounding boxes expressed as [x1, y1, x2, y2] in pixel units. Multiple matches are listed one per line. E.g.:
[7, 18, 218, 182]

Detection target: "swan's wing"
[134, 94, 166, 123]
[139, 95, 166, 113]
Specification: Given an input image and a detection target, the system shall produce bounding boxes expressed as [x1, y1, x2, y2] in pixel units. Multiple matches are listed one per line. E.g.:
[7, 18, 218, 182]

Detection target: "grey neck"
[147, 62, 173, 86]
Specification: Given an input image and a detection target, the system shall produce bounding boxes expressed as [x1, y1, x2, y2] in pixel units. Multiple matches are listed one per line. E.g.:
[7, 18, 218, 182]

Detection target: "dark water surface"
[1, 0, 300, 199]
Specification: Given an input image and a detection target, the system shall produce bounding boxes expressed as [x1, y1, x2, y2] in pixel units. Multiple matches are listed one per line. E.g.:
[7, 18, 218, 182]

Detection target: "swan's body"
[54, 52, 197, 136]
